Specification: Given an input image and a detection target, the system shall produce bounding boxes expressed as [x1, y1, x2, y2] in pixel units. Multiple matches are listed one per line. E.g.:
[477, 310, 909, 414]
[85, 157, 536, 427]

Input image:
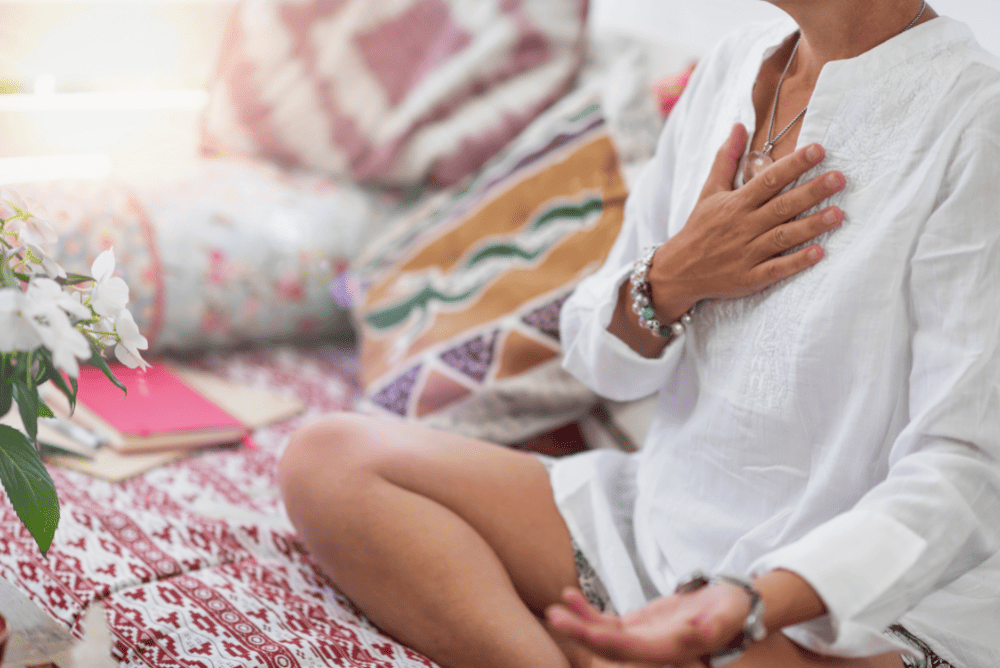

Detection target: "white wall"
[592, 0, 1000, 58]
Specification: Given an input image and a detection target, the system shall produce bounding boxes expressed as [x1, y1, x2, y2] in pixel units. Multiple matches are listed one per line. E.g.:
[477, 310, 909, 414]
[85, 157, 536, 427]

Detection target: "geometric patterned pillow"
[351, 95, 628, 444]
[201, 0, 589, 188]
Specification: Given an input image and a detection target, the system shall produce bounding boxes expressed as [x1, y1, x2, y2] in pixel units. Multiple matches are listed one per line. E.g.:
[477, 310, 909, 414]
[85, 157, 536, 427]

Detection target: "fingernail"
[823, 209, 840, 225]
[806, 144, 822, 162]
[807, 246, 822, 261]
[826, 173, 843, 189]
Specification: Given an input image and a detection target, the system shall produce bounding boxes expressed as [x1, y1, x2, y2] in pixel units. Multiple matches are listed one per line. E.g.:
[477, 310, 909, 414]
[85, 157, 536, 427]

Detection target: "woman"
[278, 1, 1000, 666]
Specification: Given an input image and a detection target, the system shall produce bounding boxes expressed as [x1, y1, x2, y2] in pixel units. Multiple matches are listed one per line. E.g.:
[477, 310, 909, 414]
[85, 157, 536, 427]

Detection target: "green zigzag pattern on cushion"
[530, 198, 604, 233]
[366, 283, 481, 331]
[365, 195, 604, 332]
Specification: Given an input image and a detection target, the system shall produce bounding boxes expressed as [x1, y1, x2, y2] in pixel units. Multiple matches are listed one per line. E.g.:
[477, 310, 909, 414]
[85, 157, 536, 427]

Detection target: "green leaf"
[0, 425, 60, 555]
[1, 258, 16, 288]
[55, 272, 94, 286]
[37, 402, 55, 419]
[39, 363, 77, 413]
[0, 381, 11, 418]
[30, 347, 52, 386]
[15, 351, 30, 376]
[12, 381, 38, 441]
[86, 340, 126, 395]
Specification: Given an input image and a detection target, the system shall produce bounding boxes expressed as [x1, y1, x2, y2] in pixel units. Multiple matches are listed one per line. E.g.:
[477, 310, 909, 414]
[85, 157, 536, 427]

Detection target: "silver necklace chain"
[761, 0, 928, 156]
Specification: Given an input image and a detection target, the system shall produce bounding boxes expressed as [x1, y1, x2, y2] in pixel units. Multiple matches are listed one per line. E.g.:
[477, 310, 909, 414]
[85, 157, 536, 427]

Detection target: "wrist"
[675, 572, 766, 667]
[630, 245, 698, 339]
[646, 241, 699, 322]
[609, 279, 671, 358]
[752, 569, 827, 635]
[674, 569, 827, 667]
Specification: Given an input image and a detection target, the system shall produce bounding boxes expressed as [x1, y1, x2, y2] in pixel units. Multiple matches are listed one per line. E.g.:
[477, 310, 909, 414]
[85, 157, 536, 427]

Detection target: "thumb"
[700, 123, 748, 198]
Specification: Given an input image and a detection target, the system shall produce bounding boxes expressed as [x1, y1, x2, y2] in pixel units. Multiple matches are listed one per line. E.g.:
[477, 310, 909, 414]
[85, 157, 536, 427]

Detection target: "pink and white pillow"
[201, 0, 589, 187]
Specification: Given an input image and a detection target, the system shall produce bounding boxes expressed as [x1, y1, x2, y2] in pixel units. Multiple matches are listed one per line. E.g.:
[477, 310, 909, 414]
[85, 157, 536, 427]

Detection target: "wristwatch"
[674, 571, 767, 667]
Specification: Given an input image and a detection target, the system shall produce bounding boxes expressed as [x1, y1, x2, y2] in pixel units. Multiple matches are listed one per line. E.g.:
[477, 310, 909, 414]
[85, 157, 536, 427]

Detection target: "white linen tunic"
[551, 16, 1000, 666]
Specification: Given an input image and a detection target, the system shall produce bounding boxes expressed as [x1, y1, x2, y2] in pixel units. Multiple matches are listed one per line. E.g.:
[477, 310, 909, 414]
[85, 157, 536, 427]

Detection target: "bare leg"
[710, 633, 905, 668]
[279, 413, 905, 668]
[278, 412, 588, 668]
[610, 629, 905, 668]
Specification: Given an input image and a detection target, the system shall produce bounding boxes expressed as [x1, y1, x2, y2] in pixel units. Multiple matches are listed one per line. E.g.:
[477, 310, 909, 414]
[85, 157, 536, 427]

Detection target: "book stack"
[1, 364, 305, 482]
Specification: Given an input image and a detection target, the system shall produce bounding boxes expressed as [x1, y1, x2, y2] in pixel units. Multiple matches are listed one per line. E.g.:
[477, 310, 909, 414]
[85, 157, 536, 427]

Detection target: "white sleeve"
[558, 56, 706, 402]
[751, 115, 1000, 656]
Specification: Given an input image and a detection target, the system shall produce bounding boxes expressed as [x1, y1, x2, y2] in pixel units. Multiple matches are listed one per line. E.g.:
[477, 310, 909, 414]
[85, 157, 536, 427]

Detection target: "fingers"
[547, 589, 635, 660]
[546, 589, 619, 640]
[752, 206, 842, 261]
[547, 604, 679, 663]
[546, 603, 620, 652]
[758, 168, 846, 231]
[700, 124, 749, 199]
[561, 588, 610, 625]
[742, 142, 831, 208]
[748, 244, 825, 291]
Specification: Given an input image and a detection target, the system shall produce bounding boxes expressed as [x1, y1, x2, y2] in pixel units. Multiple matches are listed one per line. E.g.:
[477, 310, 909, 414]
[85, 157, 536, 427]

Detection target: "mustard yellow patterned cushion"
[352, 97, 628, 444]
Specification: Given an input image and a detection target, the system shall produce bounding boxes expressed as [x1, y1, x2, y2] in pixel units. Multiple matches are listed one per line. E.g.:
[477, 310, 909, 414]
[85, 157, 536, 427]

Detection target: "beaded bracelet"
[629, 244, 695, 341]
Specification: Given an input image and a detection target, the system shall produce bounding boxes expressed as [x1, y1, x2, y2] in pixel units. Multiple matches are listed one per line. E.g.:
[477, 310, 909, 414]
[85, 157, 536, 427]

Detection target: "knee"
[278, 412, 382, 521]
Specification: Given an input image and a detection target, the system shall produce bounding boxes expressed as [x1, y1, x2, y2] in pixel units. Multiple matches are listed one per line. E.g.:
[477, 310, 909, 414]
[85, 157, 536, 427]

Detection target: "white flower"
[92, 314, 115, 340]
[0, 197, 17, 225]
[10, 214, 58, 250]
[4, 199, 58, 253]
[113, 308, 148, 369]
[89, 248, 129, 317]
[3, 240, 66, 280]
[23, 242, 68, 279]
[0, 187, 27, 222]
[27, 278, 91, 321]
[77, 312, 116, 348]
[0, 288, 42, 352]
[1, 189, 26, 242]
[22, 299, 92, 377]
[0, 187, 26, 206]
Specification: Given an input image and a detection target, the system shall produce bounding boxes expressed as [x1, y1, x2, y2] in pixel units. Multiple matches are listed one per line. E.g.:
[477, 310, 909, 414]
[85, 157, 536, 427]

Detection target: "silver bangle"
[629, 244, 695, 341]
[675, 571, 767, 667]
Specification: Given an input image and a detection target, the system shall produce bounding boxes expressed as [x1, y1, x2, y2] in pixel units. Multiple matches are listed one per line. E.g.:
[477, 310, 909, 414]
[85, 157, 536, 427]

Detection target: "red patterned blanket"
[0, 344, 436, 668]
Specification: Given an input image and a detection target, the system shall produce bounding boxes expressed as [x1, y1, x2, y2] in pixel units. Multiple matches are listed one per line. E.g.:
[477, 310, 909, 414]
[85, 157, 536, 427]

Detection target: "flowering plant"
[0, 187, 148, 555]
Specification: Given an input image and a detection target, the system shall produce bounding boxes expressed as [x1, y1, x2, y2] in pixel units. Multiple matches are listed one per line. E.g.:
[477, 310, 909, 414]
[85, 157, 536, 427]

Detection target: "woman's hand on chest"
[648, 123, 847, 322]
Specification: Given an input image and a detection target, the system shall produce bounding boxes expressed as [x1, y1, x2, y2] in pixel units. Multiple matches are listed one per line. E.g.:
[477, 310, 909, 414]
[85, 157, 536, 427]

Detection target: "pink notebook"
[73, 364, 248, 453]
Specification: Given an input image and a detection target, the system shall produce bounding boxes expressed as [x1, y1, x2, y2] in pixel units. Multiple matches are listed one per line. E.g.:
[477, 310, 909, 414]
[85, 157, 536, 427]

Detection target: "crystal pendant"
[735, 150, 773, 188]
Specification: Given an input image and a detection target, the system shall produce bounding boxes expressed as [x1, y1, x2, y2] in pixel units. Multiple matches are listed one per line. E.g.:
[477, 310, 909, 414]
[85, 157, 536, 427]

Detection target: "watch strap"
[674, 572, 767, 667]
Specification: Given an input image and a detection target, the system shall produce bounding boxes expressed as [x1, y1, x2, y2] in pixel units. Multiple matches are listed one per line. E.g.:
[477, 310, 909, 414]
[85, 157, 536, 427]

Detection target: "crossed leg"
[278, 412, 587, 668]
[278, 412, 905, 668]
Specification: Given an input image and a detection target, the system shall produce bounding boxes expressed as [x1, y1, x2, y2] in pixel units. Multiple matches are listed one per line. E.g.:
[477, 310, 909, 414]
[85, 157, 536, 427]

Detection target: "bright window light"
[0, 90, 208, 111]
[0, 154, 113, 185]
[33, 74, 56, 96]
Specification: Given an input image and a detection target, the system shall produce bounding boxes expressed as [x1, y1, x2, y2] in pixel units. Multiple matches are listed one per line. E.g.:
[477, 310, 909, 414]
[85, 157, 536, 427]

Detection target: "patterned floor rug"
[1, 343, 437, 668]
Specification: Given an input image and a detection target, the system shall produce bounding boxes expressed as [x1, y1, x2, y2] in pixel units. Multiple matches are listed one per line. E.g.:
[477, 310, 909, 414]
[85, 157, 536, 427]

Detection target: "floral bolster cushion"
[350, 91, 628, 444]
[201, 0, 590, 187]
[10, 158, 391, 353]
[124, 158, 391, 352]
